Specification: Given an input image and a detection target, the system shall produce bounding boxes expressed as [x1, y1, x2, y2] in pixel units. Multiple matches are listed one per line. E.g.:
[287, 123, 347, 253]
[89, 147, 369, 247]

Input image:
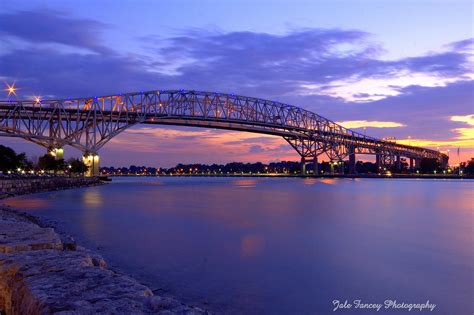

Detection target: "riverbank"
[0, 206, 208, 314]
[0, 177, 104, 199]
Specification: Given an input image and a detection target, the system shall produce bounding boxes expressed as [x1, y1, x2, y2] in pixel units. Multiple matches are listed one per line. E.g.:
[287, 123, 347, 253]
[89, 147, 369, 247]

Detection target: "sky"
[0, 0, 473, 167]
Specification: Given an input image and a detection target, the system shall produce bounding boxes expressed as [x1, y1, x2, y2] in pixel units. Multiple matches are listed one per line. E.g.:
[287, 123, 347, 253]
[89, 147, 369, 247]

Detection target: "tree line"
[100, 158, 474, 175]
[2, 144, 473, 176]
[0, 145, 88, 174]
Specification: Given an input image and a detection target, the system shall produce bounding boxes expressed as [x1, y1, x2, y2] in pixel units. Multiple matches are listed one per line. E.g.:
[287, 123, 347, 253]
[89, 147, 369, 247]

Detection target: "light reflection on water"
[232, 179, 258, 188]
[5, 197, 50, 210]
[3, 177, 473, 314]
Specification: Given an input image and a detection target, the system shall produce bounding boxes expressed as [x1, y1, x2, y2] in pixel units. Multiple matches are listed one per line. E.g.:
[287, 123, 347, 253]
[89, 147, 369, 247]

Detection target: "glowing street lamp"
[34, 96, 42, 104]
[5, 82, 18, 97]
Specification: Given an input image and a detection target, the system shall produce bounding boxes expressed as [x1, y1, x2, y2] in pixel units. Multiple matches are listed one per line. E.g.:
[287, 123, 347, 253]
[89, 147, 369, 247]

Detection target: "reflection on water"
[317, 178, 338, 185]
[83, 189, 103, 207]
[232, 179, 257, 188]
[240, 234, 265, 258]
[5, 197, 50, 210]
[3, 177, 473, 314]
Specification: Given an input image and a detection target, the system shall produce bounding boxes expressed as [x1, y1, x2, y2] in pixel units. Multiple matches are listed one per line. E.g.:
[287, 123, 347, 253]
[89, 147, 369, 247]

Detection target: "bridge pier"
[300, 157, 306, 175]
[409, 158, 414, 171]
[48, 147, 64, 161]
[375, 153, 381, 173]
[396, 155, 401, 171]
[415, 158, 421, 169]
[83, 153, 100, 177]
[312, 155, 319, 176]
[440, 156, 449, 169]
[348, 147, 356, 174]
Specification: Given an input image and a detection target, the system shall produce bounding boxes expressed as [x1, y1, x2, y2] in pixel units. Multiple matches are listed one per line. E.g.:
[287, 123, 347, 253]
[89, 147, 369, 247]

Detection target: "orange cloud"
[449, 115, 474, 142]
[453, 127, 474, 140]
[451, 114, 474, 126]
[396, 138, 474, 149]
[396, 137, 474, 164]
[336, 120, 405, 128]
[107, 126, 296, 165]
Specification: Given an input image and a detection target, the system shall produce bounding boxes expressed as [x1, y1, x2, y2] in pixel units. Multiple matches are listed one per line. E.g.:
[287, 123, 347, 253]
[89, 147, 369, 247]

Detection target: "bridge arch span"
[0, 89, 447, 175]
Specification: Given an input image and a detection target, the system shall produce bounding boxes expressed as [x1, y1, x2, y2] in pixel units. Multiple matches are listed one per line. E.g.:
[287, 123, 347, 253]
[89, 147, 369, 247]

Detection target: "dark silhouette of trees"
[462, 158, 474, 175]
[0, 145, 33, 172]
[67, 158, 89, 174]
[419, 158, 441, 173]
[356, 161, 378, 173]
[38, 154, 65, 172]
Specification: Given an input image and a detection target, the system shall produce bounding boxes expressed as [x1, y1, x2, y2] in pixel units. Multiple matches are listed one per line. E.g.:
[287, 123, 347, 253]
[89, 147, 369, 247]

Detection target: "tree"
[38, 154, 65, 172]
[355, 161, 378, 173]
[463, 158, 474, 175]
[0, 145, 33, 172]
[419, 158, 441, 173]
[67, 158, 89, 174]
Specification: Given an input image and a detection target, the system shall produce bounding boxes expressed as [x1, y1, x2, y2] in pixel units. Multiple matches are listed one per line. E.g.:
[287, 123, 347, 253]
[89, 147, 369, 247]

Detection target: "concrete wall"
[0, 177, 102, 198]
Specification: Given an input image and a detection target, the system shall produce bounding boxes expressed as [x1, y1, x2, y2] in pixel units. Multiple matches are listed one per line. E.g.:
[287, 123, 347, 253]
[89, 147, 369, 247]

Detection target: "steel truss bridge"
[0, 90, 447, 176]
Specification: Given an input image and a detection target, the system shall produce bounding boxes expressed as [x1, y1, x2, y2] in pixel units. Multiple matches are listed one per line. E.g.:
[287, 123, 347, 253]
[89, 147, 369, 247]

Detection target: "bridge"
[0, 90, 447, 176]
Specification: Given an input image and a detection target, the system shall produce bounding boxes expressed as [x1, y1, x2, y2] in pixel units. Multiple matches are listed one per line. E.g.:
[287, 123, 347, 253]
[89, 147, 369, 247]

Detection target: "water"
[3, 177, 473, 314]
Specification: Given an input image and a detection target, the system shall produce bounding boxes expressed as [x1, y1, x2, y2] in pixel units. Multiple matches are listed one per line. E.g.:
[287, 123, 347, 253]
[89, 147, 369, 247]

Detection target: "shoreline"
[0, 202, 209, 314]
[0, 177, 105, 200]
[106, 173, 472, 179]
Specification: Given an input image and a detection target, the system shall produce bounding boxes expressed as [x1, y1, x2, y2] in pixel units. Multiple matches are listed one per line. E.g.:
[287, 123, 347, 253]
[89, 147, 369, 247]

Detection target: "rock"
[0, 177, 103, 200]
[60, 235, 77, 251]
[0, 221, 63, 254]
[0, 210, 209, 314]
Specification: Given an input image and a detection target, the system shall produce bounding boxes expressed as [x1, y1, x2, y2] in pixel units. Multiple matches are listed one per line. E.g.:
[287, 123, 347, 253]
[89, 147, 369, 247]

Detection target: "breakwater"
[0, 177, 103, 199]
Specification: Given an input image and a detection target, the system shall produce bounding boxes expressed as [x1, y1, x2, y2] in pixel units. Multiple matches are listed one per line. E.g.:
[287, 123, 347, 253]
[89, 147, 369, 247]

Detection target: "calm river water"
[3, 177, 473, 314]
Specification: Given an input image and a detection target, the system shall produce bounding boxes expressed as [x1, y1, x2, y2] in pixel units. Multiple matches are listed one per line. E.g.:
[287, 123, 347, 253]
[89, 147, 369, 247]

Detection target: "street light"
[5, 82, 18, 97]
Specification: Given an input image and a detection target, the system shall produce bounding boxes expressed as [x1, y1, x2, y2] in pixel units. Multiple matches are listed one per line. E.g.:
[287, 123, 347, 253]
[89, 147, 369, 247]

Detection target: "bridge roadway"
[0, 90, 447, 176]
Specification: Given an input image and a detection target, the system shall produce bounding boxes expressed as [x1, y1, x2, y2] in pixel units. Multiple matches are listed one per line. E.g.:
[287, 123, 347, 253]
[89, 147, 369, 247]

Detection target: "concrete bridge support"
[348, 147, 356, 174]
[396, 155, 401, 171]
[300, 156, 306, 175]
[48, 147, 64, 161]
[83, 154, 100, 177]
[415, 158, 421, 169]
[440, 156, 449, 169]
[409, 158, 414, 171]
[313, 155, 319, 176]
[375, 153, 381, 173]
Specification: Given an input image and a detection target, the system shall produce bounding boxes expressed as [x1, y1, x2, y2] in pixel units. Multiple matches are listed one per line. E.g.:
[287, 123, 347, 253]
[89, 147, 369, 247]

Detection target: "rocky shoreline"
[0, 177, 105, 200]
[0, 206, 208, 314]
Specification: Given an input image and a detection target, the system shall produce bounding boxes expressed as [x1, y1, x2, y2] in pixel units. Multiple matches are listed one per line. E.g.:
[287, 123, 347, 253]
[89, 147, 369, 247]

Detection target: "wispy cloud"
[452, 128, 474, 140]
[0, 9, 112, 54]
[396, 138, 474, 149]
[451, 114, 474, 126]
[336, 120, 405, 129]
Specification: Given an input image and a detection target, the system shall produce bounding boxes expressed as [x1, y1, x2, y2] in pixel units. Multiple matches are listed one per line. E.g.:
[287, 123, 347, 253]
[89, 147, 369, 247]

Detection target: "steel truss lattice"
[0, 90, 448, 166]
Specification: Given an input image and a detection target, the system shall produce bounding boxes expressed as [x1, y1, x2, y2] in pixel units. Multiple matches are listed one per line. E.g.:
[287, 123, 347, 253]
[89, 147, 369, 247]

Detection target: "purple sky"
[0, 1, 473, 166]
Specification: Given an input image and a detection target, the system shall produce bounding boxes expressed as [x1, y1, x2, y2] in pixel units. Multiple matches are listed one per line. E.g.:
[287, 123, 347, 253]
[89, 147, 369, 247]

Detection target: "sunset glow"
[0, 1, 472, 165]
[336, 120, 405, 129]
